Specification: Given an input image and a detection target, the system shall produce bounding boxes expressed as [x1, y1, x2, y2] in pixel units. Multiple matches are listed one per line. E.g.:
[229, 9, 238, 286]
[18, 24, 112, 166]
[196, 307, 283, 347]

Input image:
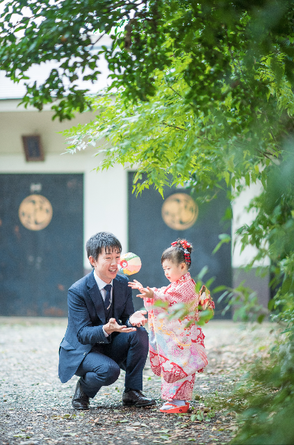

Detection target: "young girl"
[129, 239, 214, 414]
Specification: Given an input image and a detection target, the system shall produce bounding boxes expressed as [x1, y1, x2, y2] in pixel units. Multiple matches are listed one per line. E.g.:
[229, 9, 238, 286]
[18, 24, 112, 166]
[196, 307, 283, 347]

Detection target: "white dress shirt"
[93, 272, 113, 306]
[93, 272, 113, 337]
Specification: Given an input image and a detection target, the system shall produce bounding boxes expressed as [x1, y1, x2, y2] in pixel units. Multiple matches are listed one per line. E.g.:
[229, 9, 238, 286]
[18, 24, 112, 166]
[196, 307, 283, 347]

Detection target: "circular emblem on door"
[18, 194, 53, 231]
[161, 193, 198, 230]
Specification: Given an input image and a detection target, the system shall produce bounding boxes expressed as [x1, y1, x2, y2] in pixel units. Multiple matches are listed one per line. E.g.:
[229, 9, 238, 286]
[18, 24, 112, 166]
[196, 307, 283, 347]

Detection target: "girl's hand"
[128, 279, 144, 291]
[137, 286, 154, 300]
[129, 280, 154, 299]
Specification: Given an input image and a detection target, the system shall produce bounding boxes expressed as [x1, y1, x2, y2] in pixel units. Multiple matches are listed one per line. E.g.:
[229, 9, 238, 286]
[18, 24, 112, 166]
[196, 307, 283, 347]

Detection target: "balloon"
[119, 252, 142, 275]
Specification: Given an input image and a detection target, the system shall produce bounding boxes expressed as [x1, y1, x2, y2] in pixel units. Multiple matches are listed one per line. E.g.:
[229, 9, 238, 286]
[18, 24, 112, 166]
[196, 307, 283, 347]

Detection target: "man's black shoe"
[72, 379, 90, 410]
[122, 390, 156, 407]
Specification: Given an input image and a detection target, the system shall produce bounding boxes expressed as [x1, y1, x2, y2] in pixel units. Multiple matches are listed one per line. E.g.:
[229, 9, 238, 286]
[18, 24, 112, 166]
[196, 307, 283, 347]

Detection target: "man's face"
[89, 247, 121, 284]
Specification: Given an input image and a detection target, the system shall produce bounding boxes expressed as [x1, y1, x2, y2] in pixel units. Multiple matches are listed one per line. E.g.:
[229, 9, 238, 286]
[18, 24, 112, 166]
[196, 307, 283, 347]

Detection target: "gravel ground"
[0, 318, 276, 445]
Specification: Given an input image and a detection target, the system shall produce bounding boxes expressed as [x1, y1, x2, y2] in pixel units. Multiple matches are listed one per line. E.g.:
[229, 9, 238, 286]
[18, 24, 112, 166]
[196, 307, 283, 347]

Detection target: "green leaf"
[212, 234, 231, 255]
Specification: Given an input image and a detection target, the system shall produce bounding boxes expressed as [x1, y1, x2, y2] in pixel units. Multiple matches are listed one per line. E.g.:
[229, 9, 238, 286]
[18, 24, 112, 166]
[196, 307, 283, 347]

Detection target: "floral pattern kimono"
[144, 273, 209, 401]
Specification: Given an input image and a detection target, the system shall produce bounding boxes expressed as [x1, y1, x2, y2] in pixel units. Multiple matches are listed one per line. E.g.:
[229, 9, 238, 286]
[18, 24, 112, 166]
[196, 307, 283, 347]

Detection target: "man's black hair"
[86, 232, 122, 265]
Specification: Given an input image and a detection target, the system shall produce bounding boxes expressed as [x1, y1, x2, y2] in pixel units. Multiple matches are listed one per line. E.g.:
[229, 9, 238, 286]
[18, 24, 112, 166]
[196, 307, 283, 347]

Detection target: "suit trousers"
[75, 327, 148, 398]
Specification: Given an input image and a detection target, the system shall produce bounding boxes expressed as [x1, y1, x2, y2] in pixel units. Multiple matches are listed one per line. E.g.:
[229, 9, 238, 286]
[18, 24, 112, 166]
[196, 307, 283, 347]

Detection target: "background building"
[0, 37, 270, 317]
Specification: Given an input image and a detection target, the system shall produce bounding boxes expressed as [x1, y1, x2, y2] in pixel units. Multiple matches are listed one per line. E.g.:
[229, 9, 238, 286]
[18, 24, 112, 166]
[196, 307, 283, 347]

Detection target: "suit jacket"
[58, 271, 134, 383]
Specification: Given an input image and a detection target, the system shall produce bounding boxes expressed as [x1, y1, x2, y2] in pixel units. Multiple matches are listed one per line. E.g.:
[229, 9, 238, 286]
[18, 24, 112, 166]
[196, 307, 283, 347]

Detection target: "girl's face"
[162, 259, 188, 283]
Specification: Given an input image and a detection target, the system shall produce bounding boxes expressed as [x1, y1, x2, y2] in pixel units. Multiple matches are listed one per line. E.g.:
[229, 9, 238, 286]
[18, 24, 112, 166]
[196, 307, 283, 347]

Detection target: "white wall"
[232, 181, 270, 268]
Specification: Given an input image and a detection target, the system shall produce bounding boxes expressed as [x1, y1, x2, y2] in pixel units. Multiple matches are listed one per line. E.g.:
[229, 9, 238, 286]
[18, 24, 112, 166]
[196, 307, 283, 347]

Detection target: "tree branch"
[91, 32, 106, 49]
[168, 85, 183, 99]
[162, 122, 187, 131]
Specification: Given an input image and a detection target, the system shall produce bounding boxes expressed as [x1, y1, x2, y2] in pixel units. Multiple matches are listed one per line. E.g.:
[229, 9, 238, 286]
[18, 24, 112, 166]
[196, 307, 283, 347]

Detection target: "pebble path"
[0, 318, 275, 445]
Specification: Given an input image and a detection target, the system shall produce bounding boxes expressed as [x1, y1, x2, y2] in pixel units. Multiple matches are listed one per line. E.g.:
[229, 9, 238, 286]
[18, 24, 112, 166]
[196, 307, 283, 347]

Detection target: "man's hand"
[129, 310, 148, 327]
[103, 318, 136, 335]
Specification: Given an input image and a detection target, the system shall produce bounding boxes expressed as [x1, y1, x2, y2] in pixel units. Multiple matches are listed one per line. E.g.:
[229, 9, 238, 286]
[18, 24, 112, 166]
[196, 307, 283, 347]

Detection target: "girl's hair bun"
[163, 239, 193, 266]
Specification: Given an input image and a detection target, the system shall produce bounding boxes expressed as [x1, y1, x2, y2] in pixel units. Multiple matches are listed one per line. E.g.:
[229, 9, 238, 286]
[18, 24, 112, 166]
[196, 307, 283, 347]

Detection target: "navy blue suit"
[58, 271, 148, 398]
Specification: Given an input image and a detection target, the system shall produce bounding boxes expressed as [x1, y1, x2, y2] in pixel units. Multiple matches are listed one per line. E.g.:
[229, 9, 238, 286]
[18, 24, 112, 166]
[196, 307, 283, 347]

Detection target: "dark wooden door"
[0, 174, 83, 316]
[128, 173, 232, 318]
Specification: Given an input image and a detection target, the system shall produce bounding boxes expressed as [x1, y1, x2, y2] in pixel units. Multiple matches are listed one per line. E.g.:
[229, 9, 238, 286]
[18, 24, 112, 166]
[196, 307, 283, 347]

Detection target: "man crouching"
[58, 231, 156, 410]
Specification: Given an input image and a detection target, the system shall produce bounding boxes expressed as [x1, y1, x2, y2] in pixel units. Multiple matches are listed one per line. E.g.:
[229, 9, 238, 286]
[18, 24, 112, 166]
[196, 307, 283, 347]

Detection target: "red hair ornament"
[171, 239, 192, 264]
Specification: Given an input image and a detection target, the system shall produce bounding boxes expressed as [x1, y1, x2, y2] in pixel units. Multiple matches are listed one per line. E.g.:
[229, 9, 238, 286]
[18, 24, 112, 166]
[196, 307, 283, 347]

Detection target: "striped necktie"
[104, 284, 112, 310]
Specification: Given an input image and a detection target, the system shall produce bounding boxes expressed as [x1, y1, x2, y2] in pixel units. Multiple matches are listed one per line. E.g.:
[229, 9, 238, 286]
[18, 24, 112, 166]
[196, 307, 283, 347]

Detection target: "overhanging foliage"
[1, 0, 294, 120]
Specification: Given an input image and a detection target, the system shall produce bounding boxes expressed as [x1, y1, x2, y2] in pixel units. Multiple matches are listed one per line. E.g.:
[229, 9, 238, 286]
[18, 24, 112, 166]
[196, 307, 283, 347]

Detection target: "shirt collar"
[93, 271, 113, 291]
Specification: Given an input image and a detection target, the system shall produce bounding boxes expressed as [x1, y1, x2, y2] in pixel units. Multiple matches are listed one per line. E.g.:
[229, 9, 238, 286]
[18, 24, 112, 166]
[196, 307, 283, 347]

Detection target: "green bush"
[229, 328, 294, 445]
